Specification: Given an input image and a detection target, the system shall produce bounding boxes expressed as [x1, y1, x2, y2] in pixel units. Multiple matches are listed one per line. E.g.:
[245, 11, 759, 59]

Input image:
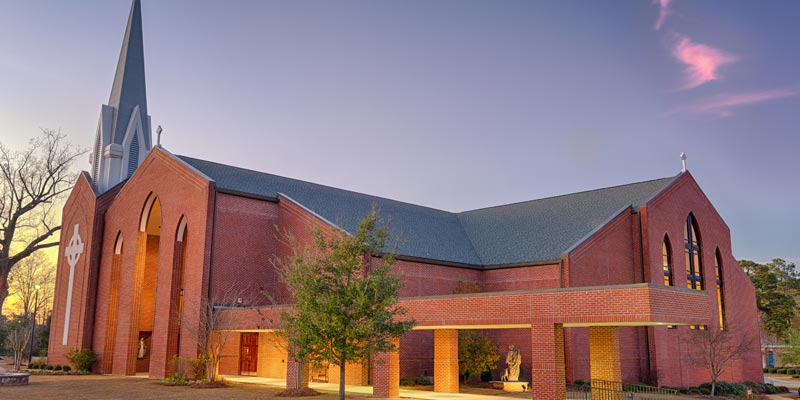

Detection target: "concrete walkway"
[765, 375, 800, 390]
[221, 375, 529, 399]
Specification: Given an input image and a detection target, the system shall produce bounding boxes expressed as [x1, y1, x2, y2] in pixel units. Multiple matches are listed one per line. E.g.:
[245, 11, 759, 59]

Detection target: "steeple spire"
[89, 0, 152, 193]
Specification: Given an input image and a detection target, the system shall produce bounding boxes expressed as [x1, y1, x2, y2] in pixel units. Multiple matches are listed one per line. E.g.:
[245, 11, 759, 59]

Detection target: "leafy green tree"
[779, 330, 800, 366]
[276, 208, 414, 400]
[451, 280, 501, 383]
[741, 258, 800, 340]
[458, 330, 500, 383]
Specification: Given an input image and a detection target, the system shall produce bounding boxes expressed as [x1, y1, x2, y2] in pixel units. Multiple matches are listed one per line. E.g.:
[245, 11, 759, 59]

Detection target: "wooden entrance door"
[239, 333, 259, 375]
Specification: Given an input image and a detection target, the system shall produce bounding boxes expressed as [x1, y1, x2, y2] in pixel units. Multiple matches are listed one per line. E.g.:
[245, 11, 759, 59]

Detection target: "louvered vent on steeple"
[93, 132, 102, 185]
[127, 134, 139, 178]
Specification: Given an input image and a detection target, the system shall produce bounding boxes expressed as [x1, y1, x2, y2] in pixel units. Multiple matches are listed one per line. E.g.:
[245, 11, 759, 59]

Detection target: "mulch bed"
[276, 388, 322, 397]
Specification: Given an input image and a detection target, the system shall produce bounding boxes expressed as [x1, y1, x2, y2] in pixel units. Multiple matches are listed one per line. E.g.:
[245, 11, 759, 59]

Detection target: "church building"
[48, 2, 763, 399]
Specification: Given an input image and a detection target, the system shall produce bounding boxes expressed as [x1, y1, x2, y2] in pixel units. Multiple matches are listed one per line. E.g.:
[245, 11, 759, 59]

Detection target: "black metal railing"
[567, 379, 679, 400]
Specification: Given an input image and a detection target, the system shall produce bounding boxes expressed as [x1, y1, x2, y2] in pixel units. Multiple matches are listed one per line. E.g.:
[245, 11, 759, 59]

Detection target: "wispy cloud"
[654, 0, 671, 31]
[672, 34, 736, 89]
[669, 88, 797, 117]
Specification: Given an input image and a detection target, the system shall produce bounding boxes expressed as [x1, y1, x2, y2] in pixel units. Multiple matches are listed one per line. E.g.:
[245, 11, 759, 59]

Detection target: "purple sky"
[1, 0, 798, 264]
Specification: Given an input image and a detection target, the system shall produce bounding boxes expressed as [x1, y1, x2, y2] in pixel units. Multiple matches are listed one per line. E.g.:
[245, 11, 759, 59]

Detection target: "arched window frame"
[662, 235, 673, 286]
[684, 213, 703, 291]
[715, 248, 726, 330]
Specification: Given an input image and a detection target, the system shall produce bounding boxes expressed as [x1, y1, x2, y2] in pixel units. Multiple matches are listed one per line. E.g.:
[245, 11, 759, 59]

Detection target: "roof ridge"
[176, 155, 456, 215]
[459, 175, 678, 214]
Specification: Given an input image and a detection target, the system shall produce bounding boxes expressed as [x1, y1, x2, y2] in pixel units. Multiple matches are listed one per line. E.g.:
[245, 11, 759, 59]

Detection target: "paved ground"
[1, 374, 369, 400]
[0, 374, 532, 400]
[765, 374, 800, 391]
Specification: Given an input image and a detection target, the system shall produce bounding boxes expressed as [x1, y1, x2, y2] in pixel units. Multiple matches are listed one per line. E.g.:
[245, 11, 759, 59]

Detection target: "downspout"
[207, 190, 218, 302]
[637, 210, 653, 384]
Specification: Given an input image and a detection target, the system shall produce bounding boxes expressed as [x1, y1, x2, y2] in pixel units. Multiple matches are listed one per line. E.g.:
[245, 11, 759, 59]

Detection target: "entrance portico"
[219, 282, 709, 400]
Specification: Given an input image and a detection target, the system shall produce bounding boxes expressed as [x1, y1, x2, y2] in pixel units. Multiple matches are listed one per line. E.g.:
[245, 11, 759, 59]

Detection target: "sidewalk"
[222, 375, 529, 399]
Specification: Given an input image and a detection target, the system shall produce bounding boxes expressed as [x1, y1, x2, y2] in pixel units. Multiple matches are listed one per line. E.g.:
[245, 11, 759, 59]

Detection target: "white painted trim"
[139, 194, 157, 232]
[176, 216, 187, 242]
[114, 235, 123, 254]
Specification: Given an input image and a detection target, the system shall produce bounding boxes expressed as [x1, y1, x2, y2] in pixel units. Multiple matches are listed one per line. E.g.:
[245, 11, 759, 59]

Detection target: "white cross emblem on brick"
[62, 224, 84, 345]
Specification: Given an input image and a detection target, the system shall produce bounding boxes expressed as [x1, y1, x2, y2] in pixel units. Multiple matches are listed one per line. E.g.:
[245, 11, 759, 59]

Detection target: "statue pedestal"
[491, 381, 529, 392]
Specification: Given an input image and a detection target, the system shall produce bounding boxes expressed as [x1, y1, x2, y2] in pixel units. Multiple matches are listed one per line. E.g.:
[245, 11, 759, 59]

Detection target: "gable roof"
[178, 155, 677, 268]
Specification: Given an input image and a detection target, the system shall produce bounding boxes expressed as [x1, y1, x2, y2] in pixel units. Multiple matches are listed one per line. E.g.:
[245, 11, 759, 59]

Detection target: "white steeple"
[89, 0, 152, 193]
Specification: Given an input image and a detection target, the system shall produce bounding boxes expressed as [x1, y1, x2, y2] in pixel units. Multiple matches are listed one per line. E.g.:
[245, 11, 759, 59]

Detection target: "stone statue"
[137, 337, 147, 359]
[500, 344, 522, 381]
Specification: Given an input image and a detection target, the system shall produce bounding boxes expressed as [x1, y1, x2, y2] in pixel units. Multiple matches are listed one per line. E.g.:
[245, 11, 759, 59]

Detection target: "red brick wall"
[644, 173, 763, 387]
[399, 330, 433, 379]
[568, 210, 638, 288]
[210, 193, 279, 306]
[49, 175, 98, 366]
[482, 264, 561, 292]
[52, 149, 215, 377]
[395, 260, 480, 297]
[218, 333, 241, 376]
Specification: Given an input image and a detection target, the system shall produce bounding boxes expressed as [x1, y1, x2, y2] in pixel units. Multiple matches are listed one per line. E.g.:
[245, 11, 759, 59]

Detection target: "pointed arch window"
[684, 213, 703, 290]
[662, 235, 673, 286]
[715, 249, 726, 330]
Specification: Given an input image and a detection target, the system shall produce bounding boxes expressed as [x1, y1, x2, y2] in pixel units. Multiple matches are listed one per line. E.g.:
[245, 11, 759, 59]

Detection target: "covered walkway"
[222, 375, 529, 399]
[219, 283, 711, 400]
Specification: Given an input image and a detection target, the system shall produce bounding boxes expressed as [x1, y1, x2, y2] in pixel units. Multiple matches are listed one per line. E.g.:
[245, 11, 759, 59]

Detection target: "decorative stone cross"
[62, 224, 84, 345]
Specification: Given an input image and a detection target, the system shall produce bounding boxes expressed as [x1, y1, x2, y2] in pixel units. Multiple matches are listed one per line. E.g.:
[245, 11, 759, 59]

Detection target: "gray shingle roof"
[178, 155, 677, 268]
[457, 177, 676, 265]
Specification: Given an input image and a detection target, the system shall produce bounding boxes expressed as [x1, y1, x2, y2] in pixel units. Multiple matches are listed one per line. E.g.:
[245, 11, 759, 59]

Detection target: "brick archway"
[127, 194, 161, 374]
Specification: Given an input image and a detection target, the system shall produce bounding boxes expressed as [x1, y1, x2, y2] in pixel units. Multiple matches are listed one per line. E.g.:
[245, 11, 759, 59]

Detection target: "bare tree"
[180, 285, 252, 383]
[0, 129, 85, 317]
[4, 321, 31, 371]
[681, 325, 756, 396]
[7, 252, 55, 320]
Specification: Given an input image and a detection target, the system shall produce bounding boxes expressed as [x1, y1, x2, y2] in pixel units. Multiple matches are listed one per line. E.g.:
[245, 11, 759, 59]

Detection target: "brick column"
[372, 338, 400, 398]
[589, 326, 622, 400]
[434, 329, 459, 393]
[286, 359, 309, 389]
[101, 253, 123, 374]
[530, 323, 566, 400]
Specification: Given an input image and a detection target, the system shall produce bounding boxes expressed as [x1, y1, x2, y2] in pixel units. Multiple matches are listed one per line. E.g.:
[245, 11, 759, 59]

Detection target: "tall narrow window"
[715, 249, 726, 330]
[662, 235, 673, 286]
[684, 213, 703, 290]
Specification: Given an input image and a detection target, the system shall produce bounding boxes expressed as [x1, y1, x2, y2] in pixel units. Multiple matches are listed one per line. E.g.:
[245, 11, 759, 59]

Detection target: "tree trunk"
[0, 262, 10, 318]
[711, 380, 716, 397]
[339, 361, 346, 400]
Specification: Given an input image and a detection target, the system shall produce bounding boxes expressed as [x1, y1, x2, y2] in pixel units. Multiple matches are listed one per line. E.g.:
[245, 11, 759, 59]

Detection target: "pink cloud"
[654, 0, 671, 31]
[672, 34, 736, 89]
[669, 88, 797, 117]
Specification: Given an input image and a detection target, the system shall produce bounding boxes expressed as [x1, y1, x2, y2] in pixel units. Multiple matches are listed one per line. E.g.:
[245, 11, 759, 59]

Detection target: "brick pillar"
[286, 359, 309, 389]
[530, 323, 566, 400]
[434, 329, 459, 393]
[373, 338, 400, 398]
[589, 326, 622, 400]
[101, 253, 123, 374]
